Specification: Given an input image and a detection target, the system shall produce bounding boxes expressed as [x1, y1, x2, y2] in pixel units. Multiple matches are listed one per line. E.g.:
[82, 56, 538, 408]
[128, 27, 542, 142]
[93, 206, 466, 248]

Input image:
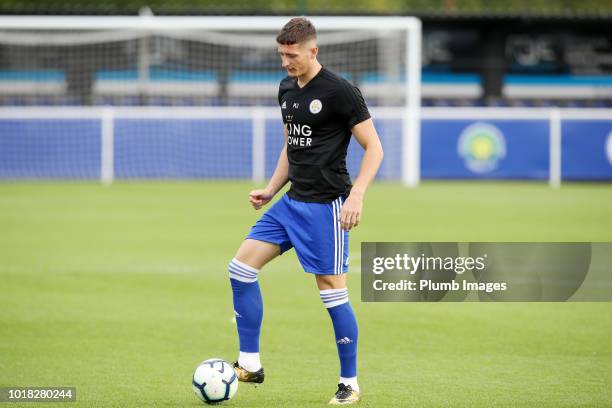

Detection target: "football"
[192, 359, 238, 404]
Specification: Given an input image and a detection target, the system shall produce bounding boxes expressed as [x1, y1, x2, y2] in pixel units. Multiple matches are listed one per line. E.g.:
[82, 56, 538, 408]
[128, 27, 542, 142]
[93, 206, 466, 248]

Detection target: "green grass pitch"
[1, 181, 611, 407]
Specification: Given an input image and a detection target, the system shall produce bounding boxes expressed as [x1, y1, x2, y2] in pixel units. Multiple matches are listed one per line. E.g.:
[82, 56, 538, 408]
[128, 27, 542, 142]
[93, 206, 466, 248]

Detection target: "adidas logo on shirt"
[336, 337, 353, 345]
[281, 101, 287, 109]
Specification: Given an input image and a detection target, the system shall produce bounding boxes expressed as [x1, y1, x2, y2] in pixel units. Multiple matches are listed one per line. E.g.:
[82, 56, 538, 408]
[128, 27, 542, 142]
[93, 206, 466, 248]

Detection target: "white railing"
[0, 106, 610, 186]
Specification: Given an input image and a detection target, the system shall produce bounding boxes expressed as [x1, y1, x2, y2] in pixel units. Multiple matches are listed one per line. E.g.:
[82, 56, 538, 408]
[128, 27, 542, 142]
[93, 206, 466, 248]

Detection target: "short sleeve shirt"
[278, 66, 371, 203]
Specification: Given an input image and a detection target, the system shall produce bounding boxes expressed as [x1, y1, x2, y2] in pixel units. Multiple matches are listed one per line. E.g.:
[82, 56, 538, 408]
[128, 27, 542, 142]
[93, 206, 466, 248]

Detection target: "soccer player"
[229, 17, 383, 405]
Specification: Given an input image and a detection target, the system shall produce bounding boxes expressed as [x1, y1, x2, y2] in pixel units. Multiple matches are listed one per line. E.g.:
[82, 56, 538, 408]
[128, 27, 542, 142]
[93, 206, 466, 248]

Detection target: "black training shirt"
[278, 66, 371, 203]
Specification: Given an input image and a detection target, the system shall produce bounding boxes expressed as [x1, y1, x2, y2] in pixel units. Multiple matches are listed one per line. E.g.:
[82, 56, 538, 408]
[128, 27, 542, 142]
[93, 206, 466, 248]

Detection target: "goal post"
[0, 15, 422, 185]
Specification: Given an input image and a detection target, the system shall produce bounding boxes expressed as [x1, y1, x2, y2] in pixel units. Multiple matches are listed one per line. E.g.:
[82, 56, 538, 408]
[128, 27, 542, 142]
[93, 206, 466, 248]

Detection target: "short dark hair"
[276, 17, 317, 45]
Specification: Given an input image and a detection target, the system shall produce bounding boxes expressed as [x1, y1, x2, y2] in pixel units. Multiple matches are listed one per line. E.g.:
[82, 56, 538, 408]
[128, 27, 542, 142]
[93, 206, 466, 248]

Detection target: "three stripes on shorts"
[331, 196, 345, 275]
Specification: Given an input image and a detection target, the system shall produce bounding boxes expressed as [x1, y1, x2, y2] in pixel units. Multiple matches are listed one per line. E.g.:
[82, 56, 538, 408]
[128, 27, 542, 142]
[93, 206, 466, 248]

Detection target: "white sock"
[238, 351, 261, 372]
[340, 376, 359, 393]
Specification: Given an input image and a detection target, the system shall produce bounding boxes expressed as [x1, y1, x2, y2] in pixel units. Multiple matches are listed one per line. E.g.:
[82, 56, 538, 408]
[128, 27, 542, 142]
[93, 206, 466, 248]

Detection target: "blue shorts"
[246, 194, 349, 275]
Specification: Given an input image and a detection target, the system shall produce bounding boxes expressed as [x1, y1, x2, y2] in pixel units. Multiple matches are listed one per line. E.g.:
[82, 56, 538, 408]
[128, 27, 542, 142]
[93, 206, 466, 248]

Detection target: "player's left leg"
[316, 274, 360, 405]
[282, 195, 359, 403]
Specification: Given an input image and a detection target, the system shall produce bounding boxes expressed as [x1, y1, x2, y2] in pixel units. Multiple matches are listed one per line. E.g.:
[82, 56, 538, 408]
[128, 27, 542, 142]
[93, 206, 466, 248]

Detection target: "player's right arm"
[249, 127, 289, 210]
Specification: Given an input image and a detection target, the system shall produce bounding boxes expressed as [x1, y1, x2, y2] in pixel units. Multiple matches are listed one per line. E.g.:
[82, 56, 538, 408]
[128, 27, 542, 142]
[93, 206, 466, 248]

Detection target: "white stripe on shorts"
[334, 197, 344, 274]
[332, 197, 344, 274]
[339, 197, 344, 274]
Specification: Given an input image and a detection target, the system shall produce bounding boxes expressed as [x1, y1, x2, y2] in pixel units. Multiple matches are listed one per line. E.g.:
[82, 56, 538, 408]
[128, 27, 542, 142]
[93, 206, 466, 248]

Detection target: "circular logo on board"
[309, 99, 322, 114]
[457, 122, 506, 173]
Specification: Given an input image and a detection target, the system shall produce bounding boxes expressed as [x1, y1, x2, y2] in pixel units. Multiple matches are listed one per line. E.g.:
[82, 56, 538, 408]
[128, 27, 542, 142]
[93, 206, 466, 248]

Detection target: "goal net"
[0, 16, 421, 185]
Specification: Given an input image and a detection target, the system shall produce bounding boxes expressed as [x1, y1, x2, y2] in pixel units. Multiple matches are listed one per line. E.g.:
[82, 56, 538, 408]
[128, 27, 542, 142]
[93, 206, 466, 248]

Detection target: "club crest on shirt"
[309, 99, 322, 114]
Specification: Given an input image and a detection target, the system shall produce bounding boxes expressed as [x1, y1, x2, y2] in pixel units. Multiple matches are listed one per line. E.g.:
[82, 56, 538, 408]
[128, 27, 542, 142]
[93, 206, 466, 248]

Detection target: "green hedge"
[0, 0, 610, 15]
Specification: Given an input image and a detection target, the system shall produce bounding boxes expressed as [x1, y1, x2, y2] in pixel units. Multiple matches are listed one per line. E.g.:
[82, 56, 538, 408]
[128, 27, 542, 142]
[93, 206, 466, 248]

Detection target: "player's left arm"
[339, 118, 384, 231]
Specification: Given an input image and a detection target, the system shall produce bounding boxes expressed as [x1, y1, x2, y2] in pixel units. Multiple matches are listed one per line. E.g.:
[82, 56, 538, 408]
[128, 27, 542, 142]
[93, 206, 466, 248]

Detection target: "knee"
[234, 239, 280, 270]
[316, 274, 347, 290]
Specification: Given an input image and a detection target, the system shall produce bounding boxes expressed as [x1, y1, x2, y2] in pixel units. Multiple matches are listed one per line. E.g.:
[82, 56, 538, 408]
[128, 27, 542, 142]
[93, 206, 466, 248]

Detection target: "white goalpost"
[0, 15, 422, 186]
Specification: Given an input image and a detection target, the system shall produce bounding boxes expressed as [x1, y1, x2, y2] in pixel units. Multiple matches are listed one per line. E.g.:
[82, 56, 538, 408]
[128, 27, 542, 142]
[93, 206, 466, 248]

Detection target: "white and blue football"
[192, 359, 238, 404]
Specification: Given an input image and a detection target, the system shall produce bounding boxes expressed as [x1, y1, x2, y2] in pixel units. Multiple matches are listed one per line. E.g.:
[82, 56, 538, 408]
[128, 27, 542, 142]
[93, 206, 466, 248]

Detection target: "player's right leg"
[230, 198, 293, 384]
[229, 239, 279, 384]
